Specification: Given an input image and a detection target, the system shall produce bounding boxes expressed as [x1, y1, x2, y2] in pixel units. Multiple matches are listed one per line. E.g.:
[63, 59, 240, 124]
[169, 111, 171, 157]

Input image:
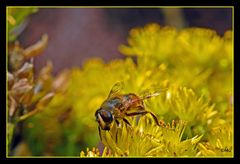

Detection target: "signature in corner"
[216, 146, 232, 152]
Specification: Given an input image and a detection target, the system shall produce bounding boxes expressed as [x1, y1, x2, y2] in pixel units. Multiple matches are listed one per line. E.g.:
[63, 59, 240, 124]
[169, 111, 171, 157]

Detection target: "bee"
[95, 82, 167, 138]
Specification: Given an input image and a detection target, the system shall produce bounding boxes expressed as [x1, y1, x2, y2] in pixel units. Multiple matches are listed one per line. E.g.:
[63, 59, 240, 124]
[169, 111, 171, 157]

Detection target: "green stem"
[17, 108, 39, 122]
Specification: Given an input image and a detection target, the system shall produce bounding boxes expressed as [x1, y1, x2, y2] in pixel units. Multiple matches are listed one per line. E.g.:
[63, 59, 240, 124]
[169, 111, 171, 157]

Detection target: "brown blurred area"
[18, 8, 232, 75]
[18, 8, 125, 75]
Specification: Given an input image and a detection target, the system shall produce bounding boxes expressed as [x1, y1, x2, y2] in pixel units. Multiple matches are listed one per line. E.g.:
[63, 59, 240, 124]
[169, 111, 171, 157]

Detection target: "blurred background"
[17, 8, 232, 75]
[8, 7, 233, 156]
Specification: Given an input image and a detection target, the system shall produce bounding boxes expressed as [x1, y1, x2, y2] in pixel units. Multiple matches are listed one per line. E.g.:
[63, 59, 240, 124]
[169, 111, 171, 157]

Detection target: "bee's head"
[95, 108, 114, 130]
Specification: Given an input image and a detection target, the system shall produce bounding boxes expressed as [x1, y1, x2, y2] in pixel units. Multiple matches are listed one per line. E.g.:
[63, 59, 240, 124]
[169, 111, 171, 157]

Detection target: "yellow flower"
[11, 23, 232, 157]
[197, 118, 233, 157]
[97, 117, 202, 157]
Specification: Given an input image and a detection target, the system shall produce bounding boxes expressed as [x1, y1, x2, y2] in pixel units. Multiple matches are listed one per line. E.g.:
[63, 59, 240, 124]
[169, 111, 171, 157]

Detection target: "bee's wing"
[140, 87, 168, 100]
[108, 81, 124, 98]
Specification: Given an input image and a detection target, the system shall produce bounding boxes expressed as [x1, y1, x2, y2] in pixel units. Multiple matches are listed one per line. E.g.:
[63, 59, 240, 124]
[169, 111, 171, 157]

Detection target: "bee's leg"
[115, 115, 132, 128]
[115, 119, 121, 128]
[98, 126, 102, 141]
[122, 118, 134, 137]
[114, 120, 119, 143]
[122, 117, 132, 127]
[114, 119, 121, 143]
[146, 111, 161, 126]
[126, 111, 160, 126]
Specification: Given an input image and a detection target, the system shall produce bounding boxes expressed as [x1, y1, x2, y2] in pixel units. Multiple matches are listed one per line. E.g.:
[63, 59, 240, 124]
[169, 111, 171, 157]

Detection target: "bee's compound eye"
[95, 109, 100, 117]
[95, 110, 100, 121]
[100, 110, 113, 124]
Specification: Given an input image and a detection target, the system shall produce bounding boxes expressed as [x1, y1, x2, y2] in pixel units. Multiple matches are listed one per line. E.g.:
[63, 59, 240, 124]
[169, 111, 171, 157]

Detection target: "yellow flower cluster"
[8, 23, 232, 157]
[81, 24, 233, 157]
